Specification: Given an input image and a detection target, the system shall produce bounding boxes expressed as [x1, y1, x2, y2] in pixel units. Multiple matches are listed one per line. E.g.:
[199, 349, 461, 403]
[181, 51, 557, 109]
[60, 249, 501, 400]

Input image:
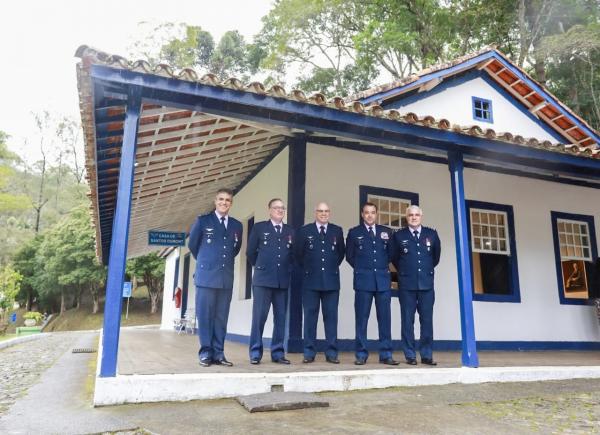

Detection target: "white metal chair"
[176, 307, 196, 335]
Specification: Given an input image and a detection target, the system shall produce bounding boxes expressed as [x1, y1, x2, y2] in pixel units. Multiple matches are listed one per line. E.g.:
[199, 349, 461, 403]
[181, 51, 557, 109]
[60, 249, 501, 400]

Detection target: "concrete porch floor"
[118, 328, 600, 375]
[92, 327, 600, 406]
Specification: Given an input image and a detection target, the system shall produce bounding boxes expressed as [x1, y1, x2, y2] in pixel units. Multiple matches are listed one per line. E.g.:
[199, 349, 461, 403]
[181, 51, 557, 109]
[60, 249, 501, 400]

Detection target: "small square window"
[472, 97, 493, 123]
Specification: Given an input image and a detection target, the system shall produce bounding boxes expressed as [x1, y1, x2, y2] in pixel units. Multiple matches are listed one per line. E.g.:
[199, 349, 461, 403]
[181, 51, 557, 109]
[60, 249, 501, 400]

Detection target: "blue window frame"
[358, 185, 419, 228]
[466, 200, 520, 302]
[472, 97, 493, 123]
[550, 211, 598, 306]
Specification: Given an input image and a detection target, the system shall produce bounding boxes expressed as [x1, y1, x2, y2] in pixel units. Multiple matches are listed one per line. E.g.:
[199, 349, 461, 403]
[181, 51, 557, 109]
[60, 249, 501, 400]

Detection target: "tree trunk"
[92, 294, 99, 314]
[150, 291, 159, 314]
[60, 290, 66, 315]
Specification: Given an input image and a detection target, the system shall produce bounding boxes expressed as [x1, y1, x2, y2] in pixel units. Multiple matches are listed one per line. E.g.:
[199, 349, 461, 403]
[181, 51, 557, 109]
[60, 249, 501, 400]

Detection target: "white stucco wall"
[305, 143, 600, 343]
[226, 147, 289, 336]
[160, 248, 179, 330]
[394, 76, 559, 142]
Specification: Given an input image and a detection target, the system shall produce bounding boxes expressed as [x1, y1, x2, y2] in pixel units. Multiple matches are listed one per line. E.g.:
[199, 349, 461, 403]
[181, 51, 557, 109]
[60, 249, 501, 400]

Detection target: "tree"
[0, 264, 22, 322]
[127, 253, 165, 314]
[12, 236, 42, 311]
[34, 206, 104, 314]
[0, 131, 30, 215]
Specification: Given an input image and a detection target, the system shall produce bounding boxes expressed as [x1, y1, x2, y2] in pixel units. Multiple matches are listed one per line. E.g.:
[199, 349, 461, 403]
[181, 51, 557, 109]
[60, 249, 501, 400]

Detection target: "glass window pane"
[567, 234, 574, 245]
[559, 234, 566, 245]
[574, 246, 583, 258]
[490, 226, 498, 238]
[391, 201, 399, 213]
[491, 239, 498, 251]
[483, 239, 491, 249]
[566, 222, 573, 233]
[474, 238, 481, 249]
[580, 224, 588, 235]
[390, 217, 400, 228]
[401, 217, 407, 228]
[581, 236, 589, 247]
[401, 203, 408, 214]
[498, 227, 506, 239]
[481, 213, 489, 224]
[482, 226, 489, 237]
[497, 214, 504, 226]
[583, 248, 590, 258]
[499, 240, 506, 252]
[567, 246, 574, 257]
[472, 212, 480, 223]
[380, 200, 389, 212]
[379, 213, 389, 225]
[489, 214, 497, 225]
[560, 246, 567, 257]
[473, 224, 481, 237]
[369, 197, 379, 208]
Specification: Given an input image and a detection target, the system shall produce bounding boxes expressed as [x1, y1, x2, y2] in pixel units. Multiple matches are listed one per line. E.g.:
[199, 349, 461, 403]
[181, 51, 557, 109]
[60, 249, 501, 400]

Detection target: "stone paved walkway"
[0, 332, 80, 415]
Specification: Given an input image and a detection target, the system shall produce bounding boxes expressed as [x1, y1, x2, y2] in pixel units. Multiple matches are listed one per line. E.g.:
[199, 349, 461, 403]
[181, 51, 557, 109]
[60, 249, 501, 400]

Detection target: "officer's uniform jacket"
[188, 211, 243, 289]
[246, 221, 295, 289]
[392, 226, 441, 291]
[295, 223, 345, 291]
[345, 224, 393, 292]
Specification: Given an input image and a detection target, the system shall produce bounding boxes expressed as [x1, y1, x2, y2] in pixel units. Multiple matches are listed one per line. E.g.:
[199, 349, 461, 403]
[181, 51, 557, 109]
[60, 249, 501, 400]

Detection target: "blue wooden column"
[286, 135, 307, 352]
[99, 86, 142, 377]
[448, 150, 479, 367]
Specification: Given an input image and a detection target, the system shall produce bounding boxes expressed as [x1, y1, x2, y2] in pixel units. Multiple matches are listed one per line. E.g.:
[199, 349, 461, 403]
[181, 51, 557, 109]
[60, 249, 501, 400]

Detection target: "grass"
[0, 334, 17, 342]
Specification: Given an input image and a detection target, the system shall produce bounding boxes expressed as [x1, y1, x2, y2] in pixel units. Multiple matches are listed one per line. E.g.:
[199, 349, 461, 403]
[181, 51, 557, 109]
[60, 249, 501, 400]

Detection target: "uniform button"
[417, 243, 420, 247]
[374, 268, 377, 271]
[373, 250, 376, 253]
[223, 246, 226, 248]
[374, 259, 377, 262]
[418, 260, 421, 263]
[322, 258, 325, 262]
[418, 252, 421, 255]
[223, 254, 226, 258]
[222, 264, 225, 267]
[278, 247, 281, 250]
[321, 267, 325, 271]
[277, 263, 280, 267]
[418, 268, 421, 272]
[322, 249, 325, 252]
[278, 254, 281, 258]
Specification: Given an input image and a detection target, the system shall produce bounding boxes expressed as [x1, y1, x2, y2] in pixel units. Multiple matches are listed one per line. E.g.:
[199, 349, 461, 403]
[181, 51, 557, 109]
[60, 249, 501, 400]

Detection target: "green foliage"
[0, 264, 22, 320]
[127, 253, 165, 313]
[33, 206, 105, 312]
[0, 131, 30, 215]
[12, 236, 41, 308]
[23, 311, 42, 322]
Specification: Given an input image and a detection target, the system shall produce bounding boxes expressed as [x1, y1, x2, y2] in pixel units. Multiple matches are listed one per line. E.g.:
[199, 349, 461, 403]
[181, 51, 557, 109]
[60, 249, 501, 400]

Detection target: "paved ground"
[2, 331, 600, 434]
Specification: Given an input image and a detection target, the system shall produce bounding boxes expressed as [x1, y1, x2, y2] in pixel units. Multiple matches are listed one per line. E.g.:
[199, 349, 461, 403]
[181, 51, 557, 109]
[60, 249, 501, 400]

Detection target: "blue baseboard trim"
[223, 333, 600, 352]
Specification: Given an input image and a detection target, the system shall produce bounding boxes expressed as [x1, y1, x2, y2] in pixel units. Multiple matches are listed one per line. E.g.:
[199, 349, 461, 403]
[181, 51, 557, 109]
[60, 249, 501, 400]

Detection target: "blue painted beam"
[448, 150, 479, 367]
[99, 85, 142, 377]
[286, 136, 306, 353]
[87, 65, 600, 179]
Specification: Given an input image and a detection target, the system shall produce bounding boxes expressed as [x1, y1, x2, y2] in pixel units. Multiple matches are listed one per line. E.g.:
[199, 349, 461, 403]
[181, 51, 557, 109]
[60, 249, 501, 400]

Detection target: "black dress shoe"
[303, 357, 315, 363]
[214, 358, 233, 367]
[406, 358, 417, 365]
[354, 358, 367, 365]
[326, 356, 340, 364]
[250, 358, 261, 365]
[199, 358, 212, 367]
[272, 357, 291, 364]
[380, 358, 400, 366]
[421, 358, 437, 366]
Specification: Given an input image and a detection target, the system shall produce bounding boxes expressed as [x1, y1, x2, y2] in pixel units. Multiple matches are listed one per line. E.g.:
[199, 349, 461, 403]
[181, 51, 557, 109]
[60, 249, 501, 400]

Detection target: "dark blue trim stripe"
[466, 200, 521, 303]
[223, 334, 600, 352]
[550, 211, 599, 306]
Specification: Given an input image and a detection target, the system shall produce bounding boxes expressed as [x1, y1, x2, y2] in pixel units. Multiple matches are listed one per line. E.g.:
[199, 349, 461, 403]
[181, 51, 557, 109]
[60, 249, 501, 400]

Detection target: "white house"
[75, 46, 600, 377]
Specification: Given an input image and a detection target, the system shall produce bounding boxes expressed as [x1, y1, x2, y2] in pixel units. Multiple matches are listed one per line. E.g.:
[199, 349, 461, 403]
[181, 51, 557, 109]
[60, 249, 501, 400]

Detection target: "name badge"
[380, 232, 389, 240]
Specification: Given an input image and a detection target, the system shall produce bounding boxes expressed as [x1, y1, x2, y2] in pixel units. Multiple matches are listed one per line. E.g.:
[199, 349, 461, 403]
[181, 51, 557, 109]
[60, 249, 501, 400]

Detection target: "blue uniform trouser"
[354, 290, 392, 361]
[303, 289, 339, 359]
[399, 289, 435, 360]
[195, 286, 233, 361]
[249, 286, 288, 361]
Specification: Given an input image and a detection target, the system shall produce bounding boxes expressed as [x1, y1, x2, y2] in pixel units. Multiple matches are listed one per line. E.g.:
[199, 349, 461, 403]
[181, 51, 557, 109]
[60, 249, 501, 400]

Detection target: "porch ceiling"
[76, 45, 600, 264]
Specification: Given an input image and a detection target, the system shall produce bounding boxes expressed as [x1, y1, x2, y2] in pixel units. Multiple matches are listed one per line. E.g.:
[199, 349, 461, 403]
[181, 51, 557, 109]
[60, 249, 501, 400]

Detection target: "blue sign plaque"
[148, 230, 186, 246]
[122, 282, 132, 298]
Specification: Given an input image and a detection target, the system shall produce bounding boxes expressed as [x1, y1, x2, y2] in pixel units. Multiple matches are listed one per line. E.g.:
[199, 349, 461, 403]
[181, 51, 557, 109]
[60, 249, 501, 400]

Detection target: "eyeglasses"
[271, 206, 286, 211]
[316, 209, 330, 213]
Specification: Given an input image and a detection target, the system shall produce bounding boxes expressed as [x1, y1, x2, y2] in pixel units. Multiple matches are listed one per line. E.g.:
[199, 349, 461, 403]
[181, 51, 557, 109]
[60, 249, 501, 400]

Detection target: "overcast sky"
[0, 0, 273, 162]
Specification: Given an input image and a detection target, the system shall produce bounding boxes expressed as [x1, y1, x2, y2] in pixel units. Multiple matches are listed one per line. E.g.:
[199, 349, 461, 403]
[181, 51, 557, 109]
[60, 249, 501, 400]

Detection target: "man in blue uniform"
[247, 198, 295, 364]
[295, 202, 345, 364]
[346, 202, 399, 366]
[188, 188, 243, 367]
[392, 205, 441, 366]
